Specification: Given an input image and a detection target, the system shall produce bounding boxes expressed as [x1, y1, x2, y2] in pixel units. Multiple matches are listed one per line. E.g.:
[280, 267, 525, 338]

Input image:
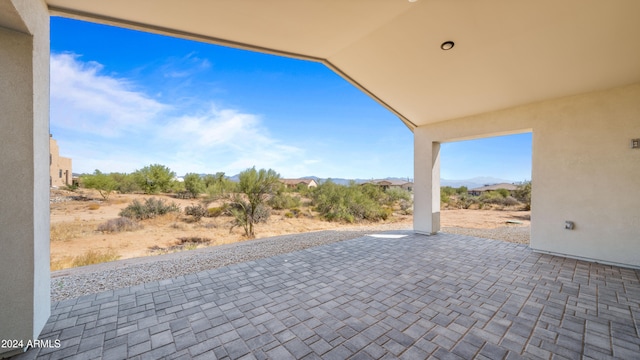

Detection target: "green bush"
[284, 208, 301, 218]
[132, 164, 176, 194]
[479, 191, 505, 204]
[268, 192, 301, 210]
[119, 198, 180, 220]
[384, 187, 412, 204]
[184, 173, 205, 198]
[97, 217, 142, 233]
[514, 181, 532, 210]
[229, 201, 271, 234]
[205, 177, 237, 202]
[496, 188, 510, 198]
[109, 172, 141, 193]
[477, 192, 520, 206]
[311, 181, 388, 223]
[208, 205, 228, 217]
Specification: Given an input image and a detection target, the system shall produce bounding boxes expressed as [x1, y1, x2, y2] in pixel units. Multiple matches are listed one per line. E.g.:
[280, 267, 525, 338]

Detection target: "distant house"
[49, 135, 72, 188]
[468, 183, 518, 196]
[363, 179, 413, 192]
[280, 178, 318, 189]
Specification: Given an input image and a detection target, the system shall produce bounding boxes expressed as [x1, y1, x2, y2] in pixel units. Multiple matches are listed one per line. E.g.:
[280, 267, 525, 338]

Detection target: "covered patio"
[12, 232, 640, 359]
[1, 1, 639, 357]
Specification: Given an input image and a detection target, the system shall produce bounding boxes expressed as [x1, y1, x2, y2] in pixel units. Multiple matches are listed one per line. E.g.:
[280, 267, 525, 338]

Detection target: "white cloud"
[50, 53, 168, 137]
[158, 106, 306, 175]
[50, 53, 315, 177]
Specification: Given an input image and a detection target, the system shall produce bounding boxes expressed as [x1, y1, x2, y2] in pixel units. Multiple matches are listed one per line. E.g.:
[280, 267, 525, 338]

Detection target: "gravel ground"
[51, 224, 528, 302]
[51, 227, 403, 302]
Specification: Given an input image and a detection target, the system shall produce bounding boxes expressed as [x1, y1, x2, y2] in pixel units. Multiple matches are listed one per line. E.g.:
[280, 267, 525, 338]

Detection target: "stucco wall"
[415, 82, 640, 267]
[50, 137, 72, 187]
[0, 0, 51, 356]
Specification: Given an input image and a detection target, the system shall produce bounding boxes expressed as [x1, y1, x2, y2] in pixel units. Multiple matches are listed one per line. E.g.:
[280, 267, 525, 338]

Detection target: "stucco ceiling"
[47, 0, 640, 129]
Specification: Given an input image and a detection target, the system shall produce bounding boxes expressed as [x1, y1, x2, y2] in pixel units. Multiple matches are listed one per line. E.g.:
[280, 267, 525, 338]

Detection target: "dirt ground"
[49, 189, 530, 270]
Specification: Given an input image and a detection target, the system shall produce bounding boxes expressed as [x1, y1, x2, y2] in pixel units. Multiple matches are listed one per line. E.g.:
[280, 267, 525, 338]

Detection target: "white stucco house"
[1, 0, 639, 357]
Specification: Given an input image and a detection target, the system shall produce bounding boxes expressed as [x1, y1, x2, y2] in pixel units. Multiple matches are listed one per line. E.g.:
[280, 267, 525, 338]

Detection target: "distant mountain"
[440, 176, 518, 189]
[224, 174, 519, 189]
[298, 176, 413, 186]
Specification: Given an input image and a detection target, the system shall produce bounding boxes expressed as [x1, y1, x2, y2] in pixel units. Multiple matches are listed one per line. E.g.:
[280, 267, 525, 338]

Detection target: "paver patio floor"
[11, 232, 640, 359]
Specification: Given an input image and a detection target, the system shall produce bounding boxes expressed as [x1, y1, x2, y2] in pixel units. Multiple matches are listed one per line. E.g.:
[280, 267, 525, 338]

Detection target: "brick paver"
[11, 232, 640, 359]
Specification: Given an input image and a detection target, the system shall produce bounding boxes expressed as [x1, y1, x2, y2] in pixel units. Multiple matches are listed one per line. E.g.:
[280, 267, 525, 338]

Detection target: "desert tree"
[229, 167, 280, 238]
[204, 172, 236, 202]
[183, 173, 205, 198]
[133, 164, 175, 194]
[81, 170, 118, 200]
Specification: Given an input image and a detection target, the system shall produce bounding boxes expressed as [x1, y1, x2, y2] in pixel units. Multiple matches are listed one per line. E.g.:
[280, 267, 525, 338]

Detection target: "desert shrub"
[514, 181, 532, 210]
[207, 205, 228, 217]
[295, 183, 312, 195]
[384, 187, 411, 205]
[441, 186, 456, 198]
[119, 197, 180, 220]
[166, 179, 186, 194]
[454, 193, 477, 209]
[503, 196, 520, 206]
[477, 192, 521, 206]
[311, 181, 388, 223]
[360, 183, 385, 203]
[440, 187, 454, 204]
[97, 217, 142, 233]
[478, 191, 504, 204]
[229, 201, 271, 235]
[71, 249, 120, 267]
[185, 204, 208, 222]
[268, 192, 301, 210]
[176, 236, 211, 245]
[109, 172, 141, 194]
[399, 199, 412, 211]
[284, 208, 301, 218]
[174, 191, 193, 199]
[496, 188, 510, 198]
[441, 186, 469, 205]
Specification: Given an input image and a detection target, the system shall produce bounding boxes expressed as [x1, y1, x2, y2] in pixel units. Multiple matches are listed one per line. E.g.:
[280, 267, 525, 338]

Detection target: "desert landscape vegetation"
[50, 164, 531, 271]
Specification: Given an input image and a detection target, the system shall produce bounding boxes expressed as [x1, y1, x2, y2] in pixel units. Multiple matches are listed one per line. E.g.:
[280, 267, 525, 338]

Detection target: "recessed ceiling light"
[441, 41, 455, 50]
[408, 0, 418, 2]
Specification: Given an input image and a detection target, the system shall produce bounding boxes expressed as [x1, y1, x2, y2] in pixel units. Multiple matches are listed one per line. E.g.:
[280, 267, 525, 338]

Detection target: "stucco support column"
[413, 127, 440, 234]
[0, 1, 51, 357]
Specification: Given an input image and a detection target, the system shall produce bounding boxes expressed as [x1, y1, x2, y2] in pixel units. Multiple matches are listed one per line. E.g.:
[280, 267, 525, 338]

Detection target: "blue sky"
[50, 17, 531, 181]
